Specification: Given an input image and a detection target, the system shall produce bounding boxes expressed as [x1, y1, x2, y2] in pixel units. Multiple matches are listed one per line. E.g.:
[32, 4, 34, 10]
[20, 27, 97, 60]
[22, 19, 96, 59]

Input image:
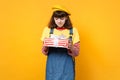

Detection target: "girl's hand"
[42, 46, 49, 55]
[68, 40, 73, 50]
[43, 46, 49, 52]
[67, 42, 80, 57]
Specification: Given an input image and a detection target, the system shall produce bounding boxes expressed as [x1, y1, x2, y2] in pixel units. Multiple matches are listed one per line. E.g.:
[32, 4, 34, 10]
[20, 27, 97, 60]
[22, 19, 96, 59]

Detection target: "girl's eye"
[60, 18, 64, 20]
[61, 17, 67, 20]
[55, 18, 58, 20]
[54, 17, 65, 20]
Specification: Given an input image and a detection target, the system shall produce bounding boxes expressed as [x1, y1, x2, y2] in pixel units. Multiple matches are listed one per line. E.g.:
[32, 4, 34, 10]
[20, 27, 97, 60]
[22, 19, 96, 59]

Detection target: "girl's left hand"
[68, 40, 73, 50]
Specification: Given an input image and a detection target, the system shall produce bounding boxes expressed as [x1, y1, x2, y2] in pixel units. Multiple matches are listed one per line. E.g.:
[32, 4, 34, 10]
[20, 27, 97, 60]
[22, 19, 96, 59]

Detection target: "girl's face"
[54, 17, 67, 27]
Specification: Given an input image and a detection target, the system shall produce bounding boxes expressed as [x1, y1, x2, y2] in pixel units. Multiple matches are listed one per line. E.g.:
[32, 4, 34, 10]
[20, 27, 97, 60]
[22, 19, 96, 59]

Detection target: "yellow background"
[0, 0, 120, 80]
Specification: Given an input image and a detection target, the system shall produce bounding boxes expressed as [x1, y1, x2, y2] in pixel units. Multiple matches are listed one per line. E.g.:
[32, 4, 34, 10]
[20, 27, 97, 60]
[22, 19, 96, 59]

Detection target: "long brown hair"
[48, 11, 73, 29]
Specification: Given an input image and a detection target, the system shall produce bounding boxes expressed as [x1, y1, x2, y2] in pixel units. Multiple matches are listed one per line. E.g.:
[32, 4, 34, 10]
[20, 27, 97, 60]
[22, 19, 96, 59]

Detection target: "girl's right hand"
[42, 46, 49, 55]
[43, 46, 49, 52]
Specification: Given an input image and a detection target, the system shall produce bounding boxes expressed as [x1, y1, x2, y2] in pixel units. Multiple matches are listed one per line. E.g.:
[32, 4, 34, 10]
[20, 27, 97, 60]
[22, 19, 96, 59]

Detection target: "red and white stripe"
[43, 38, 68, 48]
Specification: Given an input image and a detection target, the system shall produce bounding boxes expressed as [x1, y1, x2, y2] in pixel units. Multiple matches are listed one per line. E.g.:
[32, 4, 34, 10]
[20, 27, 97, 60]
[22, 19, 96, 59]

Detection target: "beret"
[52, 5, 71, 15]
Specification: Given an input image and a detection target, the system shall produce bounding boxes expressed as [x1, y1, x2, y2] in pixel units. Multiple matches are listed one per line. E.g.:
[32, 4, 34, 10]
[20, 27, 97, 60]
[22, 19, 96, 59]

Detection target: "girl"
[41, 5, 80, 80]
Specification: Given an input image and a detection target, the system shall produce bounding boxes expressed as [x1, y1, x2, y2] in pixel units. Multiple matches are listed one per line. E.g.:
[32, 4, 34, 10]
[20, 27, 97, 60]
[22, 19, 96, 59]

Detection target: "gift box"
[43, 38, 68, 48]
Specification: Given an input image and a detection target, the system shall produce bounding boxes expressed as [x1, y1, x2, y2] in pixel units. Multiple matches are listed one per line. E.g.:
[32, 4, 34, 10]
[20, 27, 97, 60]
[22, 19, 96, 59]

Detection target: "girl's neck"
[56, 27, 66, 30]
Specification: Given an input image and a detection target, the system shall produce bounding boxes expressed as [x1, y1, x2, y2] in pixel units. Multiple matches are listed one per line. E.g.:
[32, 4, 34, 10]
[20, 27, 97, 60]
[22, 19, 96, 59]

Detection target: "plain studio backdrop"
[0, 0, 120, 80]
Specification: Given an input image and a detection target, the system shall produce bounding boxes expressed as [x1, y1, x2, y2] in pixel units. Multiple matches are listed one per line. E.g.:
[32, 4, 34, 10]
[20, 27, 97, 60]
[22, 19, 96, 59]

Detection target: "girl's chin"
[57, 25, 63, 27]
[57, 26, 62, 28]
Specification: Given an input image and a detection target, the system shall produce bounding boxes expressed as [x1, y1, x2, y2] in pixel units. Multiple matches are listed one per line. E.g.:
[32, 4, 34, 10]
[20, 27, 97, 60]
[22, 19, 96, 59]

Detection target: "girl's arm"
[68, 41, 80, 57]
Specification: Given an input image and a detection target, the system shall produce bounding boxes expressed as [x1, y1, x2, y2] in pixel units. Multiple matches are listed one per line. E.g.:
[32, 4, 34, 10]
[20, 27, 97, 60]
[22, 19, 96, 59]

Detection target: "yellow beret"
[52, 5, 71, 15]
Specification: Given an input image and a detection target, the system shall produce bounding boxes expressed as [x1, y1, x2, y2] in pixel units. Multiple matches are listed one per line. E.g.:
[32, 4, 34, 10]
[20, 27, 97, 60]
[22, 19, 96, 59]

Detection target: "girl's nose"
[57, 19, 61, 22]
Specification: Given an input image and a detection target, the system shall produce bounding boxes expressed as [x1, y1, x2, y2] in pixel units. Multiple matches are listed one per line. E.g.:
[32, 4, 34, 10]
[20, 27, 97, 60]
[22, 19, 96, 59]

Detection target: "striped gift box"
[43, 38, 68, 48]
